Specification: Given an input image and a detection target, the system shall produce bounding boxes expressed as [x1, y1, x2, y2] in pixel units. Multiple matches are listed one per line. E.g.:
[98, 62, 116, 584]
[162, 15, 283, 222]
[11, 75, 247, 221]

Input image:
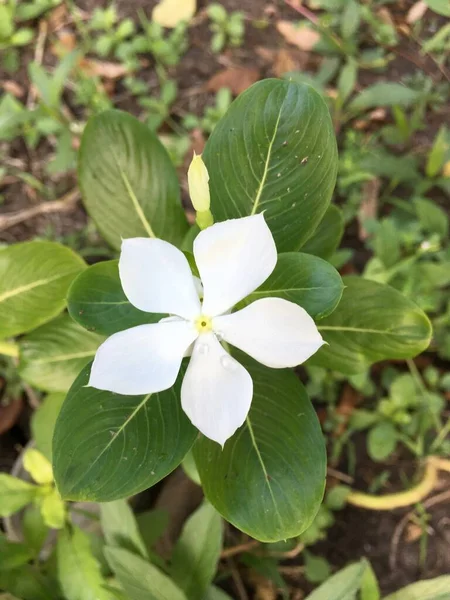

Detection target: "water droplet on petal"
[197, 343, 209, 356]
[220, 355, 237, 372]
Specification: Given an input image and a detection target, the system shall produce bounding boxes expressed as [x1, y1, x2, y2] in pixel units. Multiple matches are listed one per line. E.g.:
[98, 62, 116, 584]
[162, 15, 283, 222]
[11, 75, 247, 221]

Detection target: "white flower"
[89, 214, 324, 446]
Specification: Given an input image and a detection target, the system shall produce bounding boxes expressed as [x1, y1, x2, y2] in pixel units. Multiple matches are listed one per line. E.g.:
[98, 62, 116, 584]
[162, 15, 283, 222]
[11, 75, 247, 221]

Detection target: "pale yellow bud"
[188, 152, 210, 212]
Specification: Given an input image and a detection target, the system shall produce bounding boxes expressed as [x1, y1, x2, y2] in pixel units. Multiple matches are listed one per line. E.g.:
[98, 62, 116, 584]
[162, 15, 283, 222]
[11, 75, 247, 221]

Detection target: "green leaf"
[171, 503, 223, 600]
[100, 500, 148, 558]
[0, 474, 39, 517]
[0, 241, 85, 338]
[349, 83, 419, 112]
[53, 363, 197, 502]
[340, 0, 360, 39]
[384, 575, 450, 600]
[0, 535, 35, 571]
[105, 546, 187, 600]
[182, 450, 201, 485]
[426, 126, 448, 178]
[79, 110, 188, 250]
[67, 260, 161, 336]
[373, 219, 401, 268]
[310, 276, 432, 374]
[56, 526, 111, 600]
[367, 422, 397, 462]
[136, 509, 169, 556]
[413, 198, 449, 239]
[360, 562, 380, 600]
[424, 0, 450, 16]
[194, 352, 326, 542]
[240, 252, 343, 320]
[23, 449, 53, 485]
[23, 503, 49, 555]
[0, 566, 57, 600]
[304, 553, 331, 584]
[203, 588, 233, 600]
[41, 488, 66, 529]
[18, 314, 104, 392]
[305, 560, 367, 600]
[300, 205, 344, 260]
[31, 392, 66, 461]
[203, 79, 338, 252]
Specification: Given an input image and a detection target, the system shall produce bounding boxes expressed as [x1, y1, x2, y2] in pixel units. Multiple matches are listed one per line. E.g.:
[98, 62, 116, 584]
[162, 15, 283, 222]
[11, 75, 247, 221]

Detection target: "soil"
[1, 0, 449, 598]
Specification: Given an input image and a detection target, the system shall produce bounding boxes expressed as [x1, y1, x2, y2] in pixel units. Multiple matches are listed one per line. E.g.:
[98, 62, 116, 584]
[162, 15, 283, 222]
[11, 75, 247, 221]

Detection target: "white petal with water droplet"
[194, 214, 277, 316]
[89, 321, 198, 395]
[119, 238, 201, 320]
[181, 333, 253, 445]
[214, 297, 324, 368]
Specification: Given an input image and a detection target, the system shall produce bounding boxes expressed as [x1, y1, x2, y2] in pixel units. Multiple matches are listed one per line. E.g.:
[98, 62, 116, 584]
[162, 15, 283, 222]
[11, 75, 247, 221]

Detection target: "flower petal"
[119, 238, 201, 320]
[89, 321, 198, 395]
[181, 333, 253, 446]
[194, 214, 277, 316]
[214, 298, 324, 368]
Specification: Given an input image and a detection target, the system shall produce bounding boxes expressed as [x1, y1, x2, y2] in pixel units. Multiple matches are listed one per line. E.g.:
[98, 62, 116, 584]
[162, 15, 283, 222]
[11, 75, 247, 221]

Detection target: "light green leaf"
[300, 205, 344, 260]
[240, 252, 343, 320]
[105, 546, 187, 600]
[384, 575, 450, 600]
[341, 0, 360, 39]
[203, 79, 338, 252]
[100, 500, 148, 558]
[53, 363, 197, 502]
[31, 392, 66, 461]
[0, 474, 39, 517]
[360, 561, 380, 600]
[41, 488, 66, 529]
[194, 352, 326, 542]
[79, 110, 188, 250]
[0, 241, 85, 338]
[426, 126, 448, 178]
[349, 83, 419, 112]
[57, 526, 111, 600]
[304, 560, 368, 600]
[424, 0, 450, 16]
[310, 276, 432, 374]
[413, 197, 449, 239]
[23, 503, 49, 555]
[182, 450, 201, 485]
[367, 422, 397, 462]
[23, 449, 53, 485]
[171, 503, 223, 600]
[18, 313, 104, 392]
[67, 260, 161, 336]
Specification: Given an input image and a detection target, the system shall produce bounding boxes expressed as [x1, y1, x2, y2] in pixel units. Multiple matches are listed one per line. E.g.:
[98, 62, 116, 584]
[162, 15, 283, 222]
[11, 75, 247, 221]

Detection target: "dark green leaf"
[105, 547, 187, 600]
[171, 502, 223, 600]
[31, 392, 66, 461]
[67, 260, 162, 336]
[310, 277, 432, 374]
[0, 566, 57, 600]
[79, 110, 188, 250]
[0, 241, 85, 338]
[18, 314, 104, 392]
[300, 205, 344, 260]
[136, 509, 169, 554]
[194, 352, 326, 542]
[0, 535, 35, 571]
[203, 79, 338, 251]
[240, 252, 343, 319]
[53, 363, 197, 502]
[100, 500, 148, 558]
[22, 503, 49, 555]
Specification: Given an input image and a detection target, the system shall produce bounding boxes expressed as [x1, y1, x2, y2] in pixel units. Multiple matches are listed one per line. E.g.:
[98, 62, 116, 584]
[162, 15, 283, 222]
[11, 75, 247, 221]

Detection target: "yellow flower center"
[195, 315, 212, 333]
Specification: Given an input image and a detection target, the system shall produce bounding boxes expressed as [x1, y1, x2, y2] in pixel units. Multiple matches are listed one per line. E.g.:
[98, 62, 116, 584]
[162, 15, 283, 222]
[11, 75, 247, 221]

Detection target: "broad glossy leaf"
[53, 363, 197, 502]
[18, 314, 104, 392]
[100, 500, 148, 558]
[384, 575, 450, 600]
[67, 260, 161, 336]
[240, 252, 343, 320]
[31, 392, 66, 461]
[171, 503, 223, 600]
[194, 352, 326, 542]
[105, 547, 187, 600]
[310, 276, 432, 374]
[300, 205, 344, 260]
[0, 241, 85, 338]
[56, 526, 111, 600]
[79, 110, 188, 250]
[203, 79, 338, 251]
[305, 560, 368, 600]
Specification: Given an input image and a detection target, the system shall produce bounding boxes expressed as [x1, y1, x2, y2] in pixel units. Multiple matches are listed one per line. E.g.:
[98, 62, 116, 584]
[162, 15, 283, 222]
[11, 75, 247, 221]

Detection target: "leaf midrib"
[0, 270, 79, 304]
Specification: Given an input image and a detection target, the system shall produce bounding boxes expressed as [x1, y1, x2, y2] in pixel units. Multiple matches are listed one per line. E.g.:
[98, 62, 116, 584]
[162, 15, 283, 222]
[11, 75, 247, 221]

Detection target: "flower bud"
[188, 152, 210, 212]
